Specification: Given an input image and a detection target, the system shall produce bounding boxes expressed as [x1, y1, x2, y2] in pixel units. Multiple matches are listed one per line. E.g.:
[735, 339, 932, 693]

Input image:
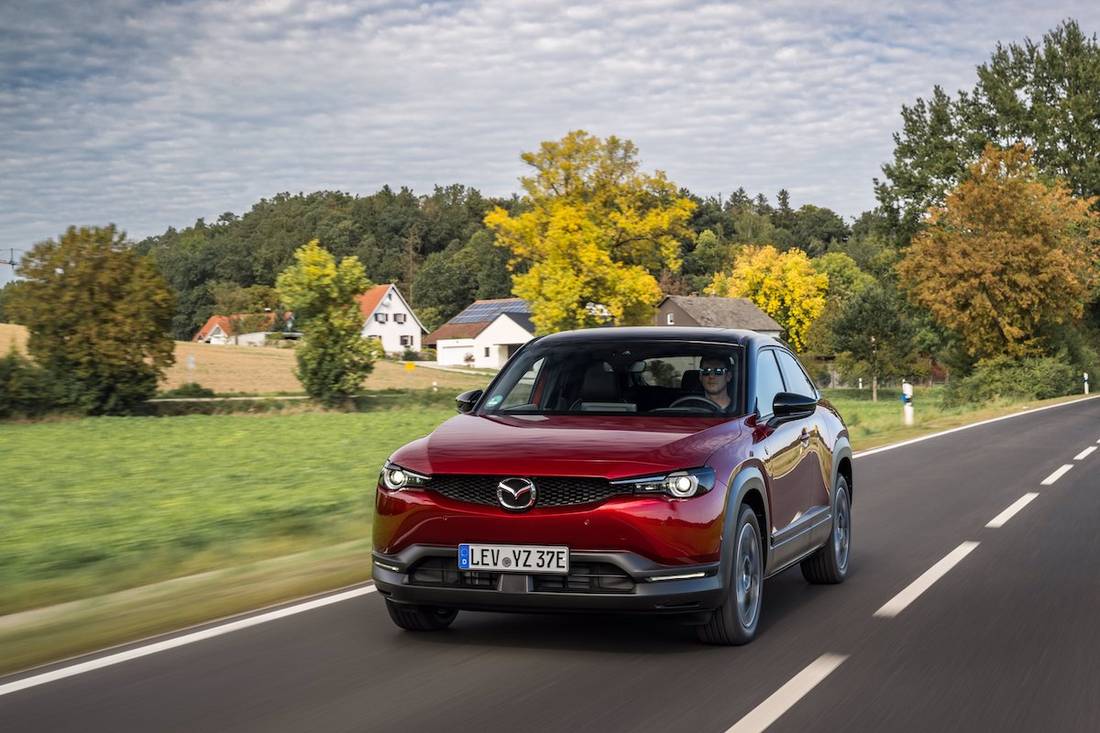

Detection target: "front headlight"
[617, 467, 716, 499]
[380, 461, 431, 491]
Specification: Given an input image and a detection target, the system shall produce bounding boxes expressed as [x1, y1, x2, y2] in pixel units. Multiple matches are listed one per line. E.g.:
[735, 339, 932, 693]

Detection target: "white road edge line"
[874, 541, 980, 619]
[853, 394, 1100, 460]
[1041, 464, 1074, 485]
[725, 653, 849, 733]
[986, 493, 1040, 529]
[0, 585, 376, 698]
[1074, 446, 1096, 461]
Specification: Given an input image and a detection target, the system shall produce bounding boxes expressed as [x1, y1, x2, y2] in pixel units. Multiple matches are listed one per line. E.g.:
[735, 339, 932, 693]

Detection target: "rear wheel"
[697, 504, 763, 645]
[801, 475, 851, 584]
[385, 600, 458, 631]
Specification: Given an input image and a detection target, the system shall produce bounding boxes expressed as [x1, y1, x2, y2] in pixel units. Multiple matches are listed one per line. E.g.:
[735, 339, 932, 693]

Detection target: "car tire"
[385, 600, 458, 631]
[800, 475, 851, 585]
[697, 504, 763, 646]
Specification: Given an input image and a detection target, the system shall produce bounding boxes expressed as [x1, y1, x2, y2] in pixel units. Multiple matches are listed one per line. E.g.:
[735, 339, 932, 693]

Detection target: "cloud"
[1, 0, 1098, 285]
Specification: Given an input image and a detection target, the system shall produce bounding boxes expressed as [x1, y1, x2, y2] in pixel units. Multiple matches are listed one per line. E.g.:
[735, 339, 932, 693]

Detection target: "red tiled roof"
[423, 321, 491, 346]
[356, 284, 392, 319]
[193, 315, 234, 341]
[193, 312, 288, 341]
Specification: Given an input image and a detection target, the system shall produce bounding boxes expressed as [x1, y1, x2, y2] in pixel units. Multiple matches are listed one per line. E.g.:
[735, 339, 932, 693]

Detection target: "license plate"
[458, 543, 569, 574]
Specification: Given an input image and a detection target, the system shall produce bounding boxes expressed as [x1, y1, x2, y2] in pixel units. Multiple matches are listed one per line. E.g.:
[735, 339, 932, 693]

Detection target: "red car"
[373, 327, 852, 644]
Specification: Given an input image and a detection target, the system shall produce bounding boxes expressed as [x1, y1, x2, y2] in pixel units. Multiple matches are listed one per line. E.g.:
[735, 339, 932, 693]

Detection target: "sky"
[2, 0, 1099, 286]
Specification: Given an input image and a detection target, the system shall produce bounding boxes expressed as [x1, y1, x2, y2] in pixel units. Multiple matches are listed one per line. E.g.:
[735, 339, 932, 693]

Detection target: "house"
[424, 298, 535, 369]
[193, 311, 293, 346]
[656, 296, 783, 338]
[356, 284, 426, 354]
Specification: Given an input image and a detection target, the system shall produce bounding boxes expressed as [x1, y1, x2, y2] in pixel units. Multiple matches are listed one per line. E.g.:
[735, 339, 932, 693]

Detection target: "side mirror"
[772, 392, 817, 422]
[456, 389, 483, 414]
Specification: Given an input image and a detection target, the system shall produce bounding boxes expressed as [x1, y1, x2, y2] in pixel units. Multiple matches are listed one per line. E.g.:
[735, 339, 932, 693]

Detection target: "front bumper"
[372, 545, 725, 614]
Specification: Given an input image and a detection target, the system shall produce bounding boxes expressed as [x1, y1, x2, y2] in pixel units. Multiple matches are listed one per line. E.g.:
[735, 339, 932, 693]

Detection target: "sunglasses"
[700, 367, 729, 376]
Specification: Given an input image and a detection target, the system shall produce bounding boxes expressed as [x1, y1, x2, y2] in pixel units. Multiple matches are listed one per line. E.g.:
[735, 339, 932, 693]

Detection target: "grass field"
[0, 323, 490, 394]
[0, 409, 453, 616]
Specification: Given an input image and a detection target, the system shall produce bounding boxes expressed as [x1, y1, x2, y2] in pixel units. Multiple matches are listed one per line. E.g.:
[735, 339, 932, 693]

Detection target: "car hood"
[389, 413, 741, 480]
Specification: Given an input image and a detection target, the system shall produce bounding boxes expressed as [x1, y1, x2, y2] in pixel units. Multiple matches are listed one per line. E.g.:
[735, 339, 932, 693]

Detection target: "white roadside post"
[1085, 372, 1090, 395]
[902, 380, 914, 426]
[858, 377, 863, 391]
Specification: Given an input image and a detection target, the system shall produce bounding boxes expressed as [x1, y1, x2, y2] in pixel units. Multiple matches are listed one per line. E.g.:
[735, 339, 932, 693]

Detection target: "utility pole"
[0, 248, 15, 267]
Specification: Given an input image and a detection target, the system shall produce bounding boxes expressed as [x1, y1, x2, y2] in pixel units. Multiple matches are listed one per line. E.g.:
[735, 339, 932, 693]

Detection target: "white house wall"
[360, 287, 423, 354]
[436, 339, 477, 366]
[471, 315, 534, 369]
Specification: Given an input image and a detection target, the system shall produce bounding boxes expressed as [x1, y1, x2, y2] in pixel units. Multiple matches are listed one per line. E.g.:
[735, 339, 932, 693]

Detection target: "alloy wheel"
[735, 522, 762, 628]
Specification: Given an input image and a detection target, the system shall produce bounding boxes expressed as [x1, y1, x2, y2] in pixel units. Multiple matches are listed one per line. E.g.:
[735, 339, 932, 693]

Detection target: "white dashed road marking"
[1074, 446, 1095, 461]
[1041, 465, 1074, 485]
[725, 653, 849, 733]
[0, 585, 376, 697]
[986, 493, 1040, 529]
[874, 542, 980, 619]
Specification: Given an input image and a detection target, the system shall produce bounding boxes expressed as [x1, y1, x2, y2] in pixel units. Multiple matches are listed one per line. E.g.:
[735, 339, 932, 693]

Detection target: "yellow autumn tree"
[705, 245, 828, 351]
[898, 144, 1100, 360]
[484, 131, 695, 333]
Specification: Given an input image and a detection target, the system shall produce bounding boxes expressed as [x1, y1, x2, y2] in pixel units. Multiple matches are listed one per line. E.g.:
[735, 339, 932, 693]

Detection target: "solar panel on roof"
[449, 299, 530, 324]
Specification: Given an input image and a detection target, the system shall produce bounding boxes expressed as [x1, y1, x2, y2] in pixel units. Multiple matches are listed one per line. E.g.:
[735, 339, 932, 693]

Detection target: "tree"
[8, 225, 175, 414]
[485, 131, 695, 333]
[877, 20, 1100, 243]
[831, 284, 917, 401]
[805, 252, 876, 355]
[410, 230, 512, 326]
[0, 281, 26, 324]
[209, 282, 280, 315]
[898, 144, 1099, 361]
[276, 240, 378, 406]
[790, 205, 850, 256]
[705, 245, 828, 352]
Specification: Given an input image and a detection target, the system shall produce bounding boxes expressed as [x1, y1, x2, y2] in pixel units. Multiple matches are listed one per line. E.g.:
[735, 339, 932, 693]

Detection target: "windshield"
[481, 340, 744, 417]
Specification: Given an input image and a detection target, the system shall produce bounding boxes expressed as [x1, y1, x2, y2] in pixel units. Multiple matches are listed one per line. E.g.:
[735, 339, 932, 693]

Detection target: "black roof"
[536, 326, 781, 349]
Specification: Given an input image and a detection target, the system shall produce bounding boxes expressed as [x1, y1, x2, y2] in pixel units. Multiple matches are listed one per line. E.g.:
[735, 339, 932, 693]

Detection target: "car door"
[774, 349, 830, 515]
[752, 349, 806, 539]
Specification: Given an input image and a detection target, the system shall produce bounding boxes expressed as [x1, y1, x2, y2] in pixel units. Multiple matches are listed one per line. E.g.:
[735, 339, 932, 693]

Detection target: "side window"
[754, 350, 785, 417]
[775, 350, 817, 399]
[499, 358, 545, 409]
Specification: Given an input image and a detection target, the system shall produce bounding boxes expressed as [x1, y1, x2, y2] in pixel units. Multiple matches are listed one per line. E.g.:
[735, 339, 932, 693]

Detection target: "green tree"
[485, 131, 695, 333]
[898, 145, 1099, 361]
[877, 20, 1100, 242]
[410, 230, 512, 326]
[832, 284, 917, 401]
[210, 283, 281, 315]
[805, 252, 876, 354]
[790, 205, 850, 256]
[8, 226, 175, 414]
[276, 240, 379, 406]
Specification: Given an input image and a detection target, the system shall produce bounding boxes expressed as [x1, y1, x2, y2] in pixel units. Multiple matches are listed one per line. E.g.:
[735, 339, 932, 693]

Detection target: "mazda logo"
[497, 477, 537, 511]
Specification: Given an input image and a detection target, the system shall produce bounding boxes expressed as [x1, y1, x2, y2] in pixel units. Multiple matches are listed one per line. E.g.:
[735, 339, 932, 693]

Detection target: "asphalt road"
[3, 397, 1100, 732]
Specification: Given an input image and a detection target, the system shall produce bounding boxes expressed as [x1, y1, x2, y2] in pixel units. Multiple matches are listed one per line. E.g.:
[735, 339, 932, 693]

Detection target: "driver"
[699, 356, 733, 412]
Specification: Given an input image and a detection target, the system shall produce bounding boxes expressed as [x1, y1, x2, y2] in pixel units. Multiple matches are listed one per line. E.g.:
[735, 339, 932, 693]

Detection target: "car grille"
[531, 562, 635, 594]
[428, 475, 632, 508]
[408, 557, 499, 589]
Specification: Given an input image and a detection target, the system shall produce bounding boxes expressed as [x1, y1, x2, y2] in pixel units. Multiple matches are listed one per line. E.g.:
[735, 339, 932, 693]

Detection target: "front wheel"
[385, 600, 458, 631]
[697, 504, 763, 645]
[801, 475, 851, 584]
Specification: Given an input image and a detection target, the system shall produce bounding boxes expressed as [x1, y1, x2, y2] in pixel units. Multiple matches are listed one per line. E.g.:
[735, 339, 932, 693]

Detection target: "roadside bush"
[945, 356, 1077, 405]
[401, 348, 435, 362]
[0, 350, 59, 418]
[159, 382, 216, 398]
